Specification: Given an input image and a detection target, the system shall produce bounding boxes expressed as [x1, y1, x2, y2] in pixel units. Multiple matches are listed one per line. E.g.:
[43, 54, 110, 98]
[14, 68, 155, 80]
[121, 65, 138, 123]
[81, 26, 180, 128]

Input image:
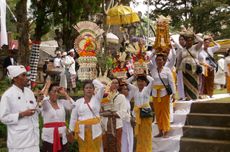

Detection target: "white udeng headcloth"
[7, 65, 26, 79]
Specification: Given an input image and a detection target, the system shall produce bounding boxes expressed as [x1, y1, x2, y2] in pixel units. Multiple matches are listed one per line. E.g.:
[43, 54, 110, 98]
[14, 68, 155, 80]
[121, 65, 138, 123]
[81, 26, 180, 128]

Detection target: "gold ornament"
[153, 15, 172, 55]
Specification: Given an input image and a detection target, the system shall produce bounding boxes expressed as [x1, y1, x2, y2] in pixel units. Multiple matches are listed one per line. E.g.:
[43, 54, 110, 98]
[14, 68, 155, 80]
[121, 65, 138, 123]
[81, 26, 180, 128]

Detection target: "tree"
[15, 0, 30, 65]
[48, 0, 103, 51]
[30, 0, 53, 41]
[145, 0, 230, 39]
[5, 0, 17, 34]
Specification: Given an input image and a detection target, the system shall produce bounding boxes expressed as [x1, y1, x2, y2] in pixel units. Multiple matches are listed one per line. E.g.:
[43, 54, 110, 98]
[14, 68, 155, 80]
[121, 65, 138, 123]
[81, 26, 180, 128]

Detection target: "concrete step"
[152, 124, 183, 137]
[180, 137, 230, 152]
[183, 125, 230, 141]
[190, 102, 230, 114]
[186, 113, 230, 127]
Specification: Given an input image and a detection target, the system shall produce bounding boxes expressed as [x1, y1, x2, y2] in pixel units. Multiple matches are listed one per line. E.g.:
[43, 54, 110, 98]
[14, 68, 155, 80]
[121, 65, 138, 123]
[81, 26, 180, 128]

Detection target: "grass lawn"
[214, 88, 227, 94]
[208, 96, 230, 102]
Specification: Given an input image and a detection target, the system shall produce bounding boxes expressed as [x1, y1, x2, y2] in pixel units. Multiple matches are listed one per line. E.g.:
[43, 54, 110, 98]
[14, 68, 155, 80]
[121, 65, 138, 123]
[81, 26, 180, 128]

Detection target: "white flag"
[0, 0, 8, 47]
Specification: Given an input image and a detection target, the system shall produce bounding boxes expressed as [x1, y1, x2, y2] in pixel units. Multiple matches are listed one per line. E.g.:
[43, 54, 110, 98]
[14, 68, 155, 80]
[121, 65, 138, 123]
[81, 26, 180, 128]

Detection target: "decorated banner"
[0, 0, 8, 46]
[29, 41, 41, 87]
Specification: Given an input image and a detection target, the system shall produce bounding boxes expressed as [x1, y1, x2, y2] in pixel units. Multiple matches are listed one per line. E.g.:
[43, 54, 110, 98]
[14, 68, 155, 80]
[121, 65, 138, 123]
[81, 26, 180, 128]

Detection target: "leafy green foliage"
[30, 0, 103, 49]
[0, 78, 11, 96]
[144, 0, 230, 39]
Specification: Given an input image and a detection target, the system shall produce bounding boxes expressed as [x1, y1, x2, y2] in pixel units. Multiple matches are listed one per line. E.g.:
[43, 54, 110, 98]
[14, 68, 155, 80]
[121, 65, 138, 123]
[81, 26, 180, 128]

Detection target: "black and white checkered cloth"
[29, 42, 40, 82]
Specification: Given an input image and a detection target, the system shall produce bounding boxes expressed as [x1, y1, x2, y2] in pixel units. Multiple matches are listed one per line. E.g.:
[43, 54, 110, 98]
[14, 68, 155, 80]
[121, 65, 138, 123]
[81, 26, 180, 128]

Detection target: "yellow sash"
[204, 64, 209, 77]
[134, 102, 150, 136]
[153, 85, 165, 102]
[172, 67, 177, 83]
[74, 117, 101, 138]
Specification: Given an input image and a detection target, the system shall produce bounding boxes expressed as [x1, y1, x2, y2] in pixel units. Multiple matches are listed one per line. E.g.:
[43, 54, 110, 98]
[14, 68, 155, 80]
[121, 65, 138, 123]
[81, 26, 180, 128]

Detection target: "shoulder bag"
[185, 48, 203, 74]
[157, 70, 173, 95]
[85, 101, 106, 134]
[205, 50, 218, 72]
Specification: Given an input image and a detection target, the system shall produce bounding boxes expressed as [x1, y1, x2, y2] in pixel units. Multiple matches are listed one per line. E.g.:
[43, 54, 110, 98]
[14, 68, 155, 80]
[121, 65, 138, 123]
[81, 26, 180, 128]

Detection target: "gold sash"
[204, 64, 209, 77]
[153, 85, 165, 102]
[74, 117, 101, 138]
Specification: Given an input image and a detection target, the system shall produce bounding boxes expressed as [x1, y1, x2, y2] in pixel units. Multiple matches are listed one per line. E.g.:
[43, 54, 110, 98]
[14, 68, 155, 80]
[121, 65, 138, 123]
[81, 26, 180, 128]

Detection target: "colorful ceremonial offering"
[132, 39, 148, 75]
[73, 21, 104, 80]
[112, 67, 127, 79]
[101, 91, 117, 111]
[153, 15, 172, 56]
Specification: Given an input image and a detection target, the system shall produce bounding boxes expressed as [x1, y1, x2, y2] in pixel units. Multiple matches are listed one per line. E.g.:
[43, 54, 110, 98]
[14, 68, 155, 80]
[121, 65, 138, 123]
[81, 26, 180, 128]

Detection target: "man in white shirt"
[53, 51, 62, 68]
[0, 65, 40, 152]
[215, 54, 226, 89]
[68, 49, 77, 92]
[60, 50, 76, 92]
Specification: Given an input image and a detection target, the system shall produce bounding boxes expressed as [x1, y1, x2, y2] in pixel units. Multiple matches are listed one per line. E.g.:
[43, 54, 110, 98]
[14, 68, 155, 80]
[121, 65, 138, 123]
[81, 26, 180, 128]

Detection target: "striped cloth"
[183, 63, 199, 100]
[29, 42, 40, 82]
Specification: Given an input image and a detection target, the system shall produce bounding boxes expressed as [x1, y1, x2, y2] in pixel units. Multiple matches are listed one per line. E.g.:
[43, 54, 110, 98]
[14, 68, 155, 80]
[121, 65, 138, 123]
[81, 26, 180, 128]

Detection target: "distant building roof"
[39, 40, 58, 57]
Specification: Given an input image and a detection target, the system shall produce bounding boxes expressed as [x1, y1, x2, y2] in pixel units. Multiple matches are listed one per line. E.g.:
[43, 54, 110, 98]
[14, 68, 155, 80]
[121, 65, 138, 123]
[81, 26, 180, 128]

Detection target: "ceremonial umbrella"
[106, 5, 140, 25]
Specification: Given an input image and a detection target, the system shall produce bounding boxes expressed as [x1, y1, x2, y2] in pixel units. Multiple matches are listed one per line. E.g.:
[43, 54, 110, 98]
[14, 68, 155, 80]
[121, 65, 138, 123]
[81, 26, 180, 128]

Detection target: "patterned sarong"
[201, 68, 214, 96]
[183, 64, 199, 100]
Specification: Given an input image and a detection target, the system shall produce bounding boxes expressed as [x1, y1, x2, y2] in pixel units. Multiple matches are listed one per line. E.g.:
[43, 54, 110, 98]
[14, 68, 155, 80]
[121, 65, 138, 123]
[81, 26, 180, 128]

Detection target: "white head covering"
[7, 65, 26, 79]
[69, 49, 75, 53]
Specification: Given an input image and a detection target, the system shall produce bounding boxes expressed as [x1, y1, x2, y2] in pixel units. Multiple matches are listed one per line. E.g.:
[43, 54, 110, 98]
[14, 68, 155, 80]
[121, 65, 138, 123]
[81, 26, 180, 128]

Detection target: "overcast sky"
[130, 0, 155, 16]
[27, 0, 150, 16]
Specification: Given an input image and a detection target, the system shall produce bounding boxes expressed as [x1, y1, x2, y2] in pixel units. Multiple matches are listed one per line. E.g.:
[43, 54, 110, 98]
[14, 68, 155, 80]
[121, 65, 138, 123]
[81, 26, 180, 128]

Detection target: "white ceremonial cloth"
[69, 79, 104, 140]
[68, 56, 76, 75]
[215, 58, 225, 85]
[0, 0, 8, 46]
[165, 48, 177, 69]
[0, 85, 39, 151]
[121, 98, 133, 152]
[101, 92, 128, 130]
[41, 97, 74, 144]
[177, 71, 185, 99]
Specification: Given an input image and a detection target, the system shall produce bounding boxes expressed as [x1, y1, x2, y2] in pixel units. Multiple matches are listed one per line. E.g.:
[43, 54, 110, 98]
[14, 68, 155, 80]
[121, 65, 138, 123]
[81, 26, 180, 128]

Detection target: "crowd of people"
[1, 32, 230, 152]
[42, 49, 78, 93]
